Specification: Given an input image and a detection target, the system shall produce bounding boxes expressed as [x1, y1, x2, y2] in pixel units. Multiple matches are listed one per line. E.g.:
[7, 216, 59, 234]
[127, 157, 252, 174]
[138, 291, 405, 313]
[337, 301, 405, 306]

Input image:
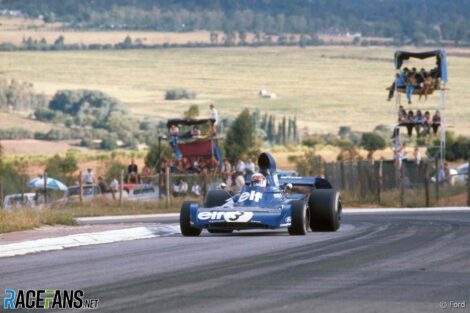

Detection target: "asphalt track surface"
[2, 210, 470, 313]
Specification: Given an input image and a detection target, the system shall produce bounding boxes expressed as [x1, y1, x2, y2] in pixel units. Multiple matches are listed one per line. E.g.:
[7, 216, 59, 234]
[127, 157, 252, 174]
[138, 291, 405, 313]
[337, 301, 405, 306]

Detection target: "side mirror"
[220, 183, 227, 190]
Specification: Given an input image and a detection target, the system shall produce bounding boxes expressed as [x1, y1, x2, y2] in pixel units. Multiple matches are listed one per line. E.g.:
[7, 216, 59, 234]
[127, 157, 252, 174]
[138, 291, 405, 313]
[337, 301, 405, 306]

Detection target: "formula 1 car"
[180, 152, 341, 236]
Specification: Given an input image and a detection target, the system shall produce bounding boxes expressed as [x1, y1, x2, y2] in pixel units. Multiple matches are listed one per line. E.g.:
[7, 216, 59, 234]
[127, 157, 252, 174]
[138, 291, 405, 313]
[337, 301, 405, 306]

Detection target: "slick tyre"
[288, 200, 309, 235]
[309, 189, 341, 232]
[204, 190, 232, 208]
[180, 201, 202, 237]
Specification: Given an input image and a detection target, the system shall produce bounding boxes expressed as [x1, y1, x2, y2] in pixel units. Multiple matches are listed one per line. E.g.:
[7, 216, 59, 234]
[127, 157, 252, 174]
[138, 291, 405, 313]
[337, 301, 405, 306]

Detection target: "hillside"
[1, 0, 469, 44]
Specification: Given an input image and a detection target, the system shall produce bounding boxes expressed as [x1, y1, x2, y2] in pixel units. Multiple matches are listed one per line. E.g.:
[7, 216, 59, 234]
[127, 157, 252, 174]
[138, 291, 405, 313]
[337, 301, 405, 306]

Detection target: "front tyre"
[180, 201, 202, 236]
[288, 200, 309, 235]
[309, 190, 341, 232]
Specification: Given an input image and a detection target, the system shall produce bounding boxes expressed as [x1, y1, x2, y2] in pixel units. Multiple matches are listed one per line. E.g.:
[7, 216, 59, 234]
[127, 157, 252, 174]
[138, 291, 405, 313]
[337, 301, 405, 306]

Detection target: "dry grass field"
[1, 46, 469, 137]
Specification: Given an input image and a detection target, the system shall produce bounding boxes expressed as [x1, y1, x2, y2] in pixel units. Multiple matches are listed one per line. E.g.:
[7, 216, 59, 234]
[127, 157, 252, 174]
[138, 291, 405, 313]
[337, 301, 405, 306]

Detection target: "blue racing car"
[180, 152, 341, 236]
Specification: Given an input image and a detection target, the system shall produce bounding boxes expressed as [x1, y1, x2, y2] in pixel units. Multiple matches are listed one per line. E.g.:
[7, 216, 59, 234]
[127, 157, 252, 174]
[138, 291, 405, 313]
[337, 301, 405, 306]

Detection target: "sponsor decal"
[198, 211, 254, 223]
[3, 289, 99, 310]
[238, 191, 263, 203]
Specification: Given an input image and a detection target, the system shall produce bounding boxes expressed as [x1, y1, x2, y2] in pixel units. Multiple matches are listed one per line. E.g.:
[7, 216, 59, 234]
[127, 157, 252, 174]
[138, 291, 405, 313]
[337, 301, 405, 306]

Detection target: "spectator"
[236, 159, 246, 174]
[84, 168, 95, 185]
[414, 147, 421, 165]
[110, 177, 119, 200]
[417, 68, 431, 101]
[141, 165, 152, 184]
[415, 110, 424, 137]
[191, 158, 202, 173]
[209, 104, 218, 125]
[406, 68, 417, 104]
[169, 123, 179, 136]
[128, 159, 138, 183]
[432, 110, 441, 135]
[398, 106, 407, 124]
[190, 126, 201, 137]
[423, 111, 431, 136]
[444, 162, 451, 184]
[191, 184, 201, 196]
[406, 110, 415, 137]
[97, 176, 110, 193]
[209, 104, 218, 136]
[387, 69, 408, 101]
[245, 158, 256, 179]
[181, 157, 191, 172]
[233, 172, 246, 192]
[173, 179, 188, 197]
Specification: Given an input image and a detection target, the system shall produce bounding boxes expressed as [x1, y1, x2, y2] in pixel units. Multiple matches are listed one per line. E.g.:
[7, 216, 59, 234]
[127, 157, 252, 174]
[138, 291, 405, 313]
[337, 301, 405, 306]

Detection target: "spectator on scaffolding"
[398, 106, 407, 124]
[190, 126, 201, 137]
[191, 158, 202, 173]
[423, 111, 431, 136]
[141, 164, 152, 184]
[432, 110, 441, 135]
[406, 68, 417, 104]
[415, 110, 425, 137]
[181, 157, 191, 172]
[173, 179, 188, 197]
[406, 110, 415, 137]
[127, 159, 138, 183]
[84, 168, 95, 185]
[169, 123, 179, 136]
[98, 176, 111, 193]
[387, 69, 408, 101]
[209, 104, 218, 136]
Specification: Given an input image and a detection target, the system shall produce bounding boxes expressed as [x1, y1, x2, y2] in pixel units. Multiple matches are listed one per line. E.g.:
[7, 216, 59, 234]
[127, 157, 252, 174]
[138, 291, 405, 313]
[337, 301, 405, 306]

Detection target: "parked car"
[2, 193, 36, 210]
[66, 184, 116, 202]
[127, 184, 160, 201]
[455, 163, 468, 184]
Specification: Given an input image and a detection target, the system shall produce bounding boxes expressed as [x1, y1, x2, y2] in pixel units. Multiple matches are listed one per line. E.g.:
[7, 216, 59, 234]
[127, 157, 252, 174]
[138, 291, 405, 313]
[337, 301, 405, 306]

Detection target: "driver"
[251, 173, 267, 187]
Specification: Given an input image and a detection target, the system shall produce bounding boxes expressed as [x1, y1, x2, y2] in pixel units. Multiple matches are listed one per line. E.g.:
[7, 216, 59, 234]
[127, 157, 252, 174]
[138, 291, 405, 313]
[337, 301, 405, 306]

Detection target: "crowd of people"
[397, 106, 441, 137]
[387, 66, 440, 104]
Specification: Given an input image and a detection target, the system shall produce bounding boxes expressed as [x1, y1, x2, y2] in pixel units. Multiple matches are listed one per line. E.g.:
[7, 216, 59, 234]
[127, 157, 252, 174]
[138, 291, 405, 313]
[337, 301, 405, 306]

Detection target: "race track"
[1, 210, 470, 313]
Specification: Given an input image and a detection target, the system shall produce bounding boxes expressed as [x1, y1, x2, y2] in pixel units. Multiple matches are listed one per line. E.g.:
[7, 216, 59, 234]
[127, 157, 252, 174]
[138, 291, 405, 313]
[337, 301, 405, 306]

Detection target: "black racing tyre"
[309, 189, 341, 232]
[288, 200, 309, 235]
[207, 229, 234, 234]
[180, 201, 202, 236]
[204, 190, 232, 208]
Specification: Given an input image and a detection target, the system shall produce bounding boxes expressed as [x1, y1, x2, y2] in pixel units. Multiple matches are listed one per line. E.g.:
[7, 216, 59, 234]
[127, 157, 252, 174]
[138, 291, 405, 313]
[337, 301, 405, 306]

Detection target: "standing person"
[84, 168, 95, 185]
[209, 104, 218, 136]
[414, 147, 421, 165]
[110, 177, 119, 200]
[245, 158, 256, 176]
[406, 68, 417, 104]
[423, 111, 431, 136]
[97, 176, 110, 193]
[128, 159, 138, 183]
[406, 110, 415, 137]
[232, 172, 246, 192]
[236, 159, 246, 174]
[141, 164, 152, 184]
[432, 110, 441, 135]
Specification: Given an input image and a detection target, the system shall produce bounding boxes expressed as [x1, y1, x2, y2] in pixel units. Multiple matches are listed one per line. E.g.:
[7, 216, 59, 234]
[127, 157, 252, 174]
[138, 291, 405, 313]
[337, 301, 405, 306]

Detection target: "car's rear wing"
[279, 176, 332, 189]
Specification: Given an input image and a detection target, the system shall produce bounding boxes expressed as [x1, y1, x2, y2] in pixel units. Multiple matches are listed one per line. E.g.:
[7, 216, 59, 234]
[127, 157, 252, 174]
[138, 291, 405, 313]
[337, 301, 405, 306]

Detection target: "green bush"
[165, 88, 196, 100]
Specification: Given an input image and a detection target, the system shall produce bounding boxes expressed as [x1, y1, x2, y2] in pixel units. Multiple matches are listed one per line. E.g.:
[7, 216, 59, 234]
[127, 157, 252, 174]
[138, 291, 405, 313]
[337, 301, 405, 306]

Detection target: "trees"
[183, 105, 199, 119]
[224, 109, 256, 163]
[360, 132, 386, 159]
[44, 152, 78, 185]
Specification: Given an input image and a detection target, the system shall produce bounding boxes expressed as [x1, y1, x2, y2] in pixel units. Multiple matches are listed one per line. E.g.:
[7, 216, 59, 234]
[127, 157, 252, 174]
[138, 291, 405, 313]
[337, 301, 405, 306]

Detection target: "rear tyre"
[180, 201, 202, 236]
[309, 189, 341, 232]
[288, 200, 309, 235]
[204, 190, 232, 208]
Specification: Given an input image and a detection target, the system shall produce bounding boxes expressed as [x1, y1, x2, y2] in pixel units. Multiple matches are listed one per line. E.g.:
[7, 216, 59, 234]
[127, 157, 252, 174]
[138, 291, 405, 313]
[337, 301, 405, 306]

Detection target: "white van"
[2, 193, 36, 210]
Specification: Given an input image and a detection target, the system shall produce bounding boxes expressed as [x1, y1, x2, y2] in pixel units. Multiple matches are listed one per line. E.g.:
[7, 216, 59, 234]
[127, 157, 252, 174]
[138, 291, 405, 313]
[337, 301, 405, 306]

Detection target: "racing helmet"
[251, 173, 266, 187]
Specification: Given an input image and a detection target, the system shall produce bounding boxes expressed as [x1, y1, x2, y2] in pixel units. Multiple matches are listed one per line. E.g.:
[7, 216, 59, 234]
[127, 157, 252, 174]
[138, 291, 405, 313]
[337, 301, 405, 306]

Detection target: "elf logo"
[238, 191, 263, 203]
[197, 211, 254, 222]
